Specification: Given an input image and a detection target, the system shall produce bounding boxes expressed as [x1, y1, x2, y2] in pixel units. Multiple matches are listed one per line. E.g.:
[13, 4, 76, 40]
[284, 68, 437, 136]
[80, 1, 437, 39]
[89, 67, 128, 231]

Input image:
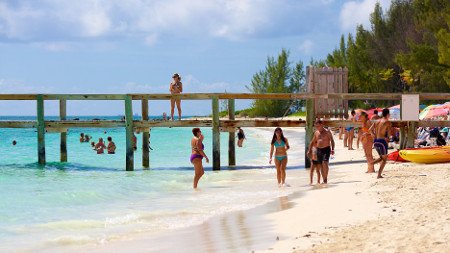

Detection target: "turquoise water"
[0, 117, 305, 252]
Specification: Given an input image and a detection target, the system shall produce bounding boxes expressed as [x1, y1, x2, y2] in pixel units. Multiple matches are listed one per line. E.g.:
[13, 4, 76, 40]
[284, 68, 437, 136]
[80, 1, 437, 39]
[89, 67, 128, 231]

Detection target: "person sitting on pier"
[191, 128, 209, 189]
[107, 136, 116, 154]
[308, 120, 335, 184]
[169, 73, 183, 121]
[237, 127, 246, 147]
[94, 138, 106, 154]
[80, 133, 85, 143]
[269, 127, 290, 187]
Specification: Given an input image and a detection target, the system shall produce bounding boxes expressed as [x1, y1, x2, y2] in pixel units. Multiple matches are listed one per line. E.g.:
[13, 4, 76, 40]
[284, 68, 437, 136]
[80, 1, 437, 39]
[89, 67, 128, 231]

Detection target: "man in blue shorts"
[370, 108, 393, 179]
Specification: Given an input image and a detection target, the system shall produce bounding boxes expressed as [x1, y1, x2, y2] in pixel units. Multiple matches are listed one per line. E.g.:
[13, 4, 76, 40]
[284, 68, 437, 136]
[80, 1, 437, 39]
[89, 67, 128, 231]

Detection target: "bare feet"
[377, 175, 384, 179]
[366, 170, 376, 173]
[348, 148, 355, 150]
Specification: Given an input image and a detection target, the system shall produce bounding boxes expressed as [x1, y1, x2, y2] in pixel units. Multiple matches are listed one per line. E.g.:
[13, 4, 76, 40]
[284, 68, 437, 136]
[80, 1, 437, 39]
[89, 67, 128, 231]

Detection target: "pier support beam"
[142, 99, 150, 168]
[228, 99, 236, 166]
[212, 96, 220, 170]
[37, 94, 46, 165]
[59, 99, 67, 162]
[305, 98, 315, 168]
[406, 121, 417, 148]
[125, 95, 134, 171]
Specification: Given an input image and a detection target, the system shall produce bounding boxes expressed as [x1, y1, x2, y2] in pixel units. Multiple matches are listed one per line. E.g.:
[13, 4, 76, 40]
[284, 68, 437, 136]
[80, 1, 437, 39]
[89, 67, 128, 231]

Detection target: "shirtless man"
[370, 108, 393, 179]
[308, 119, 335, 184]
[94, 138, 106, 154]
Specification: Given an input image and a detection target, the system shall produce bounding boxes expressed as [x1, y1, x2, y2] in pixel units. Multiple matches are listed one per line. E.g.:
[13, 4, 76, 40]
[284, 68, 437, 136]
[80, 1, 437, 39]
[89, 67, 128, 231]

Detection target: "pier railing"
[1, 92, 450, 170]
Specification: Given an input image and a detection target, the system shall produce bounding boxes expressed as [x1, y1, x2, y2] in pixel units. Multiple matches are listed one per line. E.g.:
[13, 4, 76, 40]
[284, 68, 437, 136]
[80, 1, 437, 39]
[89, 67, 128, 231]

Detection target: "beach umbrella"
[435, 102, 450, 110]
[389, 107, 401, 120]
[419, 107, 449, 120]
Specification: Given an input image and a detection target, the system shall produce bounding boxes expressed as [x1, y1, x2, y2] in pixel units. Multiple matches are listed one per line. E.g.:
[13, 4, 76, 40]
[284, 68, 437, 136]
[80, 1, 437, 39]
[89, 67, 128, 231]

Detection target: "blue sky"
[0, 0, 390, 116]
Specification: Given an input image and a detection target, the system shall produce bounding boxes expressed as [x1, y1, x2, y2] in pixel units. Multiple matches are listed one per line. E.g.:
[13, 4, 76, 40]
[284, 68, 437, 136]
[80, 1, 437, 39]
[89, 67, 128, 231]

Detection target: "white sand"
[258, 131, 450, 253]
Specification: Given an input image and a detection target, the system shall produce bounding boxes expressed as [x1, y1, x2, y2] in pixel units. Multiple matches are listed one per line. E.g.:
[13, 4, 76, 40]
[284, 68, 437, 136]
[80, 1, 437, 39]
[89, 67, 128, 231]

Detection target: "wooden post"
[37, 94, 46, 165]
[228, 99, 236, 166]
[305, 66, 315, 168]
[142, 99, 150, 168]
[399, 127, 406, 149]
[125, 95, 134, 171]
[406, 121, 417, 148]
[59, 99, 67, 162]
[212, 96, 220, 170]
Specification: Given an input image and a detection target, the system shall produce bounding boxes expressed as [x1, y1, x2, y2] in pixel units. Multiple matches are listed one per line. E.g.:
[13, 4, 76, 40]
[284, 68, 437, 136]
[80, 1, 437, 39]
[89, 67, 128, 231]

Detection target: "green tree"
[247, 49, 305, 117]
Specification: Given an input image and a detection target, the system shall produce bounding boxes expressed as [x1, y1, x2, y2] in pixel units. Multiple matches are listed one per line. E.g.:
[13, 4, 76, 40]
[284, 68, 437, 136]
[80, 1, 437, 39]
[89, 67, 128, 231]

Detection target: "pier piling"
[212, 96, 220, 170]
[142, 99, 150, 168]
[37, 95, 46, 165]
[228, 99, 236, 166]
[59, 99, 67, 162]
[125, 95, 134, 171]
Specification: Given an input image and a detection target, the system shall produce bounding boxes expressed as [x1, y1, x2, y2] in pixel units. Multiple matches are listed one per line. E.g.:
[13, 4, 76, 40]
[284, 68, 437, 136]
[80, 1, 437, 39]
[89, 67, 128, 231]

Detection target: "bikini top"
[274, 140, 285, 148]
[172, 82, 182, 89]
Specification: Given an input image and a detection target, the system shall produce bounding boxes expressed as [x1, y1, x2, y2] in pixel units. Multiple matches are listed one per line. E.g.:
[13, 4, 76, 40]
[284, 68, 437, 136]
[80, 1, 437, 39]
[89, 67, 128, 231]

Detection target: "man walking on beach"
[308, 119, 335, 184]
[371, 108, 393, 179]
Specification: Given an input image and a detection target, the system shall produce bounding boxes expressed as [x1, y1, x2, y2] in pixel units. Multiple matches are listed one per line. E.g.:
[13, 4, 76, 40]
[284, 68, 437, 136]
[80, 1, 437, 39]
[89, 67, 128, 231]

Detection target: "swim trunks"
[373, 138, 388, 156]
[316, 146, 331, 163]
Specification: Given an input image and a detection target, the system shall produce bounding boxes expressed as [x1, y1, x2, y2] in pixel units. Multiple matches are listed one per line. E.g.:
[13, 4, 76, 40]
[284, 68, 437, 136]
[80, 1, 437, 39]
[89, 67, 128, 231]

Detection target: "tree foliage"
[325, 0, 450, 99]
[247, 49, 305, 117]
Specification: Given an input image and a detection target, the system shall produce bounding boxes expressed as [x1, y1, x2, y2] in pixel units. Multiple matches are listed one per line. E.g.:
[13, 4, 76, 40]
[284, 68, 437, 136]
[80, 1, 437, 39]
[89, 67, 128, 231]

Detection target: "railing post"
[142, 99, 150, 168]
[406, 121, 417, 148]
[125, 95, 134, 171]
[228, 99, 236, 166]
[212, 96, 220, 170]
[59, 99, 67, 162]
[37, 94, 46, 165]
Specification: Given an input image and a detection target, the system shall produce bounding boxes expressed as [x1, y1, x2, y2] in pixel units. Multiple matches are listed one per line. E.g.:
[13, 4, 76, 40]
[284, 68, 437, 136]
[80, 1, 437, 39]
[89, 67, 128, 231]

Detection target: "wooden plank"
[0, 94, 38, 100]
[43, 94, 126, 100]
[228, 99, 236, 166]
[45, 120, 125, 128]
[0, 121, 36, 128]
[1, 92, 449, 101]
[212, 96, 220, 170]
[37, 95, 46, 165]
[125, 96, 134, 171]
[60, 99, 67, 162]
[142, 99, 150, 168]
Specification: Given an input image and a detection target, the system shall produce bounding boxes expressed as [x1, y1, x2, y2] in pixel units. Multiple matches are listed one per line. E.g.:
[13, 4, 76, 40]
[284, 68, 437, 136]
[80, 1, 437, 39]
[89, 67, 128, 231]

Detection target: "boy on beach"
[370, 108, 393, 179]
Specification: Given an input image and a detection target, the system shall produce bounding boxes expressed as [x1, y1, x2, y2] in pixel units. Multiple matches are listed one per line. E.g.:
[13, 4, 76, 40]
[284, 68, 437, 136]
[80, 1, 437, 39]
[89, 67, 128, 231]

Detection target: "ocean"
[0, 116, 305, 252]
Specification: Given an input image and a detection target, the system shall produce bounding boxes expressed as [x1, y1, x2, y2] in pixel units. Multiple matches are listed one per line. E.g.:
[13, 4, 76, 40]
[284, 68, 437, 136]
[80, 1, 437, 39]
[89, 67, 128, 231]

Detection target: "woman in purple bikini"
[191, 128, 209, 189]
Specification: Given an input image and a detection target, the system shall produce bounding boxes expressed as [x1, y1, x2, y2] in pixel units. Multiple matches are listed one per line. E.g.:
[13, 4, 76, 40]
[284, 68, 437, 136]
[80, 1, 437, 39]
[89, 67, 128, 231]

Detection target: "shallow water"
[0, 118, 305, 252]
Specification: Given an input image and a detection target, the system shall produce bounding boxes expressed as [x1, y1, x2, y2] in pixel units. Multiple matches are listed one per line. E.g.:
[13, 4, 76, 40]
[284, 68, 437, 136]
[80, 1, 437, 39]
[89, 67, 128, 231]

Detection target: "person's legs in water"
[280, 157, 287, 185]
[175, 99, 182, 120]
[275, 158, 282, 186]
[192, 158, 204, 189]
[170, 99, 176, 120]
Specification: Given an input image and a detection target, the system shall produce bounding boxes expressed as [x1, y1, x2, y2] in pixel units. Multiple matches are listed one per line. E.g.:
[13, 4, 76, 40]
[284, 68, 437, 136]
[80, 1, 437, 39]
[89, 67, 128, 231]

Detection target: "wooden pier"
[1, 92, 450, 170]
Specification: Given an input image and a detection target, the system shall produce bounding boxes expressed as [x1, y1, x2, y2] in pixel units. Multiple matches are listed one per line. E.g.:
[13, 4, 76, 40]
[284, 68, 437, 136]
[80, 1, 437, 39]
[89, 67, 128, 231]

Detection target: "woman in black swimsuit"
[237, 127, 245, 147]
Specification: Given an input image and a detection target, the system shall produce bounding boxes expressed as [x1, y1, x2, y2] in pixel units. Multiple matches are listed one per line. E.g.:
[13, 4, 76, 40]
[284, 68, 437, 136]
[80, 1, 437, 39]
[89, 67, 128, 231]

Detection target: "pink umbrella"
[419, 107, 449, 119]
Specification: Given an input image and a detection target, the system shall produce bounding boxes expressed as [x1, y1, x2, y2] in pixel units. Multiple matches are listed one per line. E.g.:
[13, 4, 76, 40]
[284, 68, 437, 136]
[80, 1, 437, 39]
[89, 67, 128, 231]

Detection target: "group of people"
[416, 127, 449, 146]
[80, 132, 117, 154]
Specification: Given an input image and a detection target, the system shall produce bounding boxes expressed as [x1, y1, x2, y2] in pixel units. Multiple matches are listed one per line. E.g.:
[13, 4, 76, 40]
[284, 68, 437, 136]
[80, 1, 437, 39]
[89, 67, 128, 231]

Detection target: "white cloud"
[0, 0, 305, 46]
[339, 0, 391, 32]
[298, 39, 314, 55]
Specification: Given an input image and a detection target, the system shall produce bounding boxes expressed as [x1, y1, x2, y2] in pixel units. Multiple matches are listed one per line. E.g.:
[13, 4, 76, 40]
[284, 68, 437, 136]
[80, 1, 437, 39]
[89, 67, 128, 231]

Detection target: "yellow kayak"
[399, 146, 450, 164]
